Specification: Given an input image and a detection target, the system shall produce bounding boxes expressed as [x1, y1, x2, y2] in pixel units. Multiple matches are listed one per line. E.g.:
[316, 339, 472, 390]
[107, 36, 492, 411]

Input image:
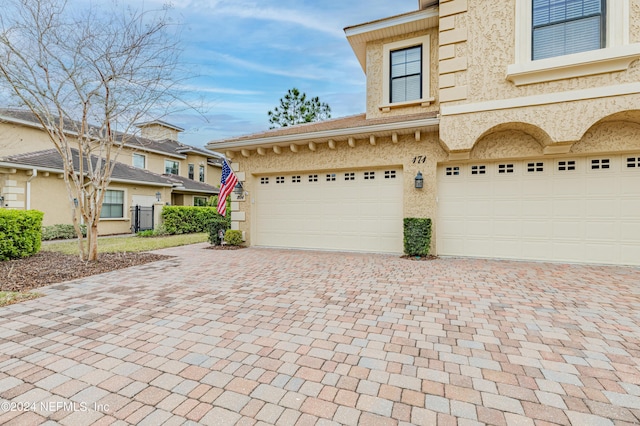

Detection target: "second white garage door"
[437, 155, 640, 266]
[254, 168, 403, 253]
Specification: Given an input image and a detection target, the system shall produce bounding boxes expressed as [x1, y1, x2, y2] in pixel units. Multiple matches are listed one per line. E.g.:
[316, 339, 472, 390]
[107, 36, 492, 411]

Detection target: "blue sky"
[150, 0, 417, 147]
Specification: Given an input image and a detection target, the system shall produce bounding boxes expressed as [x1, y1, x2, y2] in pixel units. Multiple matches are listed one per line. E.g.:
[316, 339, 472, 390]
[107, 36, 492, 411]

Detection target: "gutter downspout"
[26, 169, 37, 210]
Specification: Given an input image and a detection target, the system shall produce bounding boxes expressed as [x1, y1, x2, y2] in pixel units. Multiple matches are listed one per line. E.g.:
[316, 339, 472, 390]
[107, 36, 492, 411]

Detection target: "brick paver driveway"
[1, 244, 639, 425]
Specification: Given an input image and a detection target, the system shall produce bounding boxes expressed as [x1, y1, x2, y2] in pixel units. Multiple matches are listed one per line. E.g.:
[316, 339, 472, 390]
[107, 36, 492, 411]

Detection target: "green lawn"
[0, 291, 43, 307]
[42, 233, 209, 255]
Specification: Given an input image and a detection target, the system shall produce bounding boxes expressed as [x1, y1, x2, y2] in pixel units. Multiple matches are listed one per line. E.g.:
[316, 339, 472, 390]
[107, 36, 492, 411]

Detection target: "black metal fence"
[130, 205, 154, 233]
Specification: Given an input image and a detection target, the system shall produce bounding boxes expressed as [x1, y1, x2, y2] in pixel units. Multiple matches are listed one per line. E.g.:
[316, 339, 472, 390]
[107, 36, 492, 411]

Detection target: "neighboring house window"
[199, 165, 205, 182]
[390, 45, 422, 103]
[532, 0, 605, 60]
[100, 190, 124, 219]
[188, 163, 194, 180]
[132, 153, 146, 169]
[194, 196, 208, 206]
[165, 160, 179, 175]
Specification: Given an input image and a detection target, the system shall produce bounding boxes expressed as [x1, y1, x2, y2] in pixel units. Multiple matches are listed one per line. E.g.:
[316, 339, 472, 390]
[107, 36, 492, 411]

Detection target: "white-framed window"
[132, 153, 146, 169]
[165, 159, 179, 175]
[199, 165, 205, 182]
[381, 35, 431, 109]
[508, 0, 639, 85]
[100, 190, 124, 219]
[194, 196, 208, 207]
[188, 163, 195, 180]
[532, 0, 605, 61]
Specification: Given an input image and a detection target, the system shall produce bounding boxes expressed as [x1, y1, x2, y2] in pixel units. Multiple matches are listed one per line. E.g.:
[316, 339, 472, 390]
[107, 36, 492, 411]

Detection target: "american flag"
[217, 159, 239, 216]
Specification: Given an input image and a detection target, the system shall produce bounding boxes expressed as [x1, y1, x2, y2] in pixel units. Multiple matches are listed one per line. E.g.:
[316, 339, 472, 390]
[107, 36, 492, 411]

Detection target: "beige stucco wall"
[231, 131, 447, 252]
[365, 28, 440, 119]
[0, 122, 60, 156]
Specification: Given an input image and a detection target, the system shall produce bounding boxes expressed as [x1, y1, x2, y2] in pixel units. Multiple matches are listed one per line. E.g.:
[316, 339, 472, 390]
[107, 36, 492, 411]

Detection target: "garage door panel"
[437, 155, 640, 266]
[255, 169, 403, 253]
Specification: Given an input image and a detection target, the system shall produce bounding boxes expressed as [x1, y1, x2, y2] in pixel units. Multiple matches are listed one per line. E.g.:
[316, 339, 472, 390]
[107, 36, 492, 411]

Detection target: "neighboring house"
[0, 109, 222, 235]
[207, 0, 640, 266]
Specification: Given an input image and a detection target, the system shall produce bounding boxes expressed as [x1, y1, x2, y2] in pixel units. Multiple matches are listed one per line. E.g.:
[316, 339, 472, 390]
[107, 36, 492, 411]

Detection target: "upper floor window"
[132, 153, 146, 169]
[165, 160, 179, 175]
[390, 45, 422, 103]
[188, 163, 195, 180]
[381, 35, 431, 109]
[199, 165, 205, 182]
[532, 0, 605, 60]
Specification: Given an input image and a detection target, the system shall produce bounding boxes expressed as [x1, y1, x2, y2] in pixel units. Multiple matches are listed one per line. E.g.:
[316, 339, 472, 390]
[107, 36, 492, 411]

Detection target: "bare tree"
[0, 0, 184, 261]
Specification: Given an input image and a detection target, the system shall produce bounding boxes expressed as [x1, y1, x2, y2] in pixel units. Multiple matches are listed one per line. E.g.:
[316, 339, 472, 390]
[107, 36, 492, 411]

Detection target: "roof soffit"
[345, 7, 439, 72]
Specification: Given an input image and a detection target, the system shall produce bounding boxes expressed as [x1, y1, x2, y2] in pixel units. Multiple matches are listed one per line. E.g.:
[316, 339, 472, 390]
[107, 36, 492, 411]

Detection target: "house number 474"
[413, 156, 427, 164]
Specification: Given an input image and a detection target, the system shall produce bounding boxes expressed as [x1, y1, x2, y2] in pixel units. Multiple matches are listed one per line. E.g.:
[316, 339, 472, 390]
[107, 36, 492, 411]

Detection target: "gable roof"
[0, 149, 174, 187]
[207, 111, 439, 150]
[0, 108, 222, 162]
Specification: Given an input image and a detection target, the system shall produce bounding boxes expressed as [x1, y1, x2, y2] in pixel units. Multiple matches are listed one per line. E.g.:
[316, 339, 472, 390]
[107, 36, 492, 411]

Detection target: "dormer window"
[532, 0, 605, 61]
[390, 45, 422, 103]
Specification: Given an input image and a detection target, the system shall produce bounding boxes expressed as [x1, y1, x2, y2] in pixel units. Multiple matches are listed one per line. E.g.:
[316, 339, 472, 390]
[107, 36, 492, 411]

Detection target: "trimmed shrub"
[161, 206, 223, 235]
[224, 230, 243, 246]
[136, 230, 155, 237]
[42, 224, 87, 241]
[0, 210, 44, 260]
[403, 218, 432, 257]
[208, 216, 230, 246]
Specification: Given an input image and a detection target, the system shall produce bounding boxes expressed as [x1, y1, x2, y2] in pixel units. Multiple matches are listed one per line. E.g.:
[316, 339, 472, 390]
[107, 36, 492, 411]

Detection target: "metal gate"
[131, 205, 154, 233]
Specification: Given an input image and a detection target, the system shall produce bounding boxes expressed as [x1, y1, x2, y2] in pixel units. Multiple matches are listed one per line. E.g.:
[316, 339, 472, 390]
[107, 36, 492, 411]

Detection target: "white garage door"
[437, 155, 640, 265]
[254, 169, 403, 253]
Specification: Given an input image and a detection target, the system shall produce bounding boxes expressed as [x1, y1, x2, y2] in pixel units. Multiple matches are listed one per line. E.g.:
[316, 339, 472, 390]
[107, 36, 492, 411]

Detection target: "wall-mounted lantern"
[414, 172, 424, 189]
[156, 191, 162, 202]
[234, 182, 244, 200]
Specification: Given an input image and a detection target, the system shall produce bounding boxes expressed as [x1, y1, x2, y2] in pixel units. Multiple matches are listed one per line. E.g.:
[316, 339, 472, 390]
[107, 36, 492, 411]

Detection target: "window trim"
[188, 163, 195, 180]
[165, 159, 179, 175]
[507, 0, 640, 86]
[380, 35, 433, 111]
[100, 188, 126, 220]
[132, 153, 146, 169]
[199, 165, 205, 182]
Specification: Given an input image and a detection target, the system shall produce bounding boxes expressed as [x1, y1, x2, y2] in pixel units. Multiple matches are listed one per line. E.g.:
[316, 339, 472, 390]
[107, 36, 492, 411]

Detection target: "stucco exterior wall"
[230, 131, 447, 252]
[0, 123, 60, 156]
[365, 28, 440, 120]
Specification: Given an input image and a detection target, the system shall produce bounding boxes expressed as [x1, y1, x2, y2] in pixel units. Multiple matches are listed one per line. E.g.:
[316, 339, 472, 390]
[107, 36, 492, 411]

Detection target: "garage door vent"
[364, 171, 375, 180]
[345, 172, 355, 181]
[276, 176, 285, 183]
[261, 177, 269, 184]
[471, 165, 486, 175]
[326, 173, 336, 181]
[385, 170, 397, 179]
[292, 176, 301, 183]
[627, 157, 639, 168]
[558, 160, 576, 171]
[527, 162, 544, 172]
[309, 174, 318, 182]
[591, 159, 610, 170]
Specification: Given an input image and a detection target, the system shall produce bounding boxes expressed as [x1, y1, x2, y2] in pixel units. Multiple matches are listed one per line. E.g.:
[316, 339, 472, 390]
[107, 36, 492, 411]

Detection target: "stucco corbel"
[415, 131, 421, 141]
[369, 135, 376, 145]
[348, 137, 356, 148]
[290, 144, 298, 153]
[392, 132, 398, 143]
[273, 146, 282, 154]
[308, 142, 317, 151]
[241, 149, 250, 158]
[257, 147, 266, 156]
[328, 139, 336, 149]
[226, 151, 235, 159]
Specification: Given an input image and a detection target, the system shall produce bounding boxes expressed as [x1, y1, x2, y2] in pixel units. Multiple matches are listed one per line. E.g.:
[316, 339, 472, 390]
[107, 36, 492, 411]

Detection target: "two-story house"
[0, 109, 223, 235]
[207, 0, 640, 266]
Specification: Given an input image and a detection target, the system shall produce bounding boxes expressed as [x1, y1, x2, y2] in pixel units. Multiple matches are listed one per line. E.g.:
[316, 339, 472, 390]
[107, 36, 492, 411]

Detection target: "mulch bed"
[204, 245, 247, 250]
[1, 251, 171, 292]
[400, 254, 438, 261]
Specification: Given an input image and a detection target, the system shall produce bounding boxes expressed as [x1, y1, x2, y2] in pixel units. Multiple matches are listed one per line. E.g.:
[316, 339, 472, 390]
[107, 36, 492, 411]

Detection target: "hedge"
[0, 210, 44, 260]
[403, 218, 432, 257]
[42, 224, 87, 241]
[161, 206, 225, 235]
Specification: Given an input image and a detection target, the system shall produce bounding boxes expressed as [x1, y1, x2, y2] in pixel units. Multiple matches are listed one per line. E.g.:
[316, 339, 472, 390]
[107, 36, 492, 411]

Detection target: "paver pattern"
[0, 243, 639, 425]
